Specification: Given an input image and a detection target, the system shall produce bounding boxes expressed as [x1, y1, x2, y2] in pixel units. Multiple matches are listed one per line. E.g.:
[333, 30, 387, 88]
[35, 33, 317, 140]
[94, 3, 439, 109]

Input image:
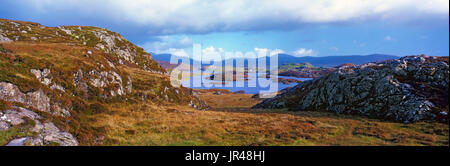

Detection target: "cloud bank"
[17, 0, 450, 35]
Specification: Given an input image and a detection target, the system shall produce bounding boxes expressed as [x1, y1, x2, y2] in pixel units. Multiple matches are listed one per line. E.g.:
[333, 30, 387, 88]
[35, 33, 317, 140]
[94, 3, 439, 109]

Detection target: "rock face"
[0, 82, 50, 114]
[254, 55, 449, 123]
[0, 82, 70, 117]
[91, 30, 134, 62]
[72, 68, 133, 98]
[87, 69, 127, 97]
[0, 106, 78, 146]
[0, 27, 12, 43]
[31, 68, 65, 92]
[0, 34, 12, 43]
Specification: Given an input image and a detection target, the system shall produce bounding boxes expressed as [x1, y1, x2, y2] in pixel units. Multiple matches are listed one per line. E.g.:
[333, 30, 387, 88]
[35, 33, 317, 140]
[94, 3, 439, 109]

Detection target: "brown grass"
[197, 91, 259, 109]
[92, 93, 449, 146]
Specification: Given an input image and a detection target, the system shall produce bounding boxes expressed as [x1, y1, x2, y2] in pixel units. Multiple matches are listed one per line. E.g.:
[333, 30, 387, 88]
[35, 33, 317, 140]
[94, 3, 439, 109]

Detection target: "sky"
[1, 0, 449, 59]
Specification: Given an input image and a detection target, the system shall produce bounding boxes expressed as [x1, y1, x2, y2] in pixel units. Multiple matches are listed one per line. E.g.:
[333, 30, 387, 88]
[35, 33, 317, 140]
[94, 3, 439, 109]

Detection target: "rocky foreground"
[254, 55, 449, 123]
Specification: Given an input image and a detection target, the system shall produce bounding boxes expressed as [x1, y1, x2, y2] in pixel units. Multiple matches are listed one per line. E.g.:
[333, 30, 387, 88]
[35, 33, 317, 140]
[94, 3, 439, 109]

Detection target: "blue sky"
[1, 0, 449, 58]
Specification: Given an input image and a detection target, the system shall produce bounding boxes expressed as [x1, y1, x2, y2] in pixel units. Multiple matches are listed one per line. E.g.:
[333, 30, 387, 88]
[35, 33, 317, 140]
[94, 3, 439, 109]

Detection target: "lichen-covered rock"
[126, 75, 133, 94]
[91, 30, 134, 62]
[0, 33, 12, 43]
[29, 122, 78, 146]
[1, 106, 78, 146]
[254, 55, 449, 123]
[0, 121, 8, 131]
[73, 69, 88, 97]
[0, 82, 50, 113]
[50, 83, 65, 92]
[31, 68, 66, 92]
[0, 107, 41, 126]
[31, 68, 52, 86]
[73, 68, 132, 98]
[0, 82, 70, 117]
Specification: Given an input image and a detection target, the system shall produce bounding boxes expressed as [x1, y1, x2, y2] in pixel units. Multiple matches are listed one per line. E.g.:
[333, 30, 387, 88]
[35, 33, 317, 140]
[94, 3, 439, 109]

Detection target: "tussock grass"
[91, 92, 448, 146]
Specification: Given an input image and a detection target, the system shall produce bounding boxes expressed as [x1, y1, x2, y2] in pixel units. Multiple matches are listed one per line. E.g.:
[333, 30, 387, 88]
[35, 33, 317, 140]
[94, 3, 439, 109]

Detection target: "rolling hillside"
[0, 19, 207, 145]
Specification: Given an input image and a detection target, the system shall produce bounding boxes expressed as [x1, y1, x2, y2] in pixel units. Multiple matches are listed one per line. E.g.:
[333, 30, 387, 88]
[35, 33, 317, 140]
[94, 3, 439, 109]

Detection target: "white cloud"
[157, 35, 170, 41]
[254, 48, 285, 57]
[292, 48, 316, 57]
[202, 46, 224, 54]
[202, 46, 229, 61]
[165, 48, 190, 58]
[254, 48, 269, 54]
[384, 35, 393, 41]
[19, 0, 449, 34]
[151, 45, 316, 60]
[178, 37, 193, 46]
[140, 35, 192, 53]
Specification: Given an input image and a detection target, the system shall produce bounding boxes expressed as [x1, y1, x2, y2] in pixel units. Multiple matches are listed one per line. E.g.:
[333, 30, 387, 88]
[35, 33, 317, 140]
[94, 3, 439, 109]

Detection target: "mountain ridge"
[152, 53, 400, 69]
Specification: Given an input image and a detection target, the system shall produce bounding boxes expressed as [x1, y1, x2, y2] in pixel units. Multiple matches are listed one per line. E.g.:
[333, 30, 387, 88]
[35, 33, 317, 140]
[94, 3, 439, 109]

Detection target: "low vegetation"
[278, 63, 335, 78]
[91, 92, 448, 146]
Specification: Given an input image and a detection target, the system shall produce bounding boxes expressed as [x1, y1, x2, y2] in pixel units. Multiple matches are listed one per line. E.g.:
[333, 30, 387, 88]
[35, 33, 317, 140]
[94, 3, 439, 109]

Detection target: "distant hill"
[151, 53, 173, 62]
[152, 53, 201, 69]
[152, 53, 400, 68]
[276, 54, 400, 67]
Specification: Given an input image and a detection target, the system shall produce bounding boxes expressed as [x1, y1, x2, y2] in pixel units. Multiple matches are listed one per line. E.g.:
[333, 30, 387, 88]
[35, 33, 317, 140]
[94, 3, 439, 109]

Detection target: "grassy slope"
[0, 42, 122, 145]
[92, 91, 448, 146]
[0, 19, 204, 145]
[0, 41, 207, 145]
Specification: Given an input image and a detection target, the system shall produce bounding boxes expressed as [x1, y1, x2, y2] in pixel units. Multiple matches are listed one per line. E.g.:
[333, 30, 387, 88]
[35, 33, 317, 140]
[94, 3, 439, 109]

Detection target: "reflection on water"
[181, 72, 312, 94]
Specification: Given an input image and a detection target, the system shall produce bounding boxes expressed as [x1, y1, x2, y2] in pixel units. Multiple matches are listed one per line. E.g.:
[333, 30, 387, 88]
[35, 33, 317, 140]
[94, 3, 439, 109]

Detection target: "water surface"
[181, 72, 312, 94]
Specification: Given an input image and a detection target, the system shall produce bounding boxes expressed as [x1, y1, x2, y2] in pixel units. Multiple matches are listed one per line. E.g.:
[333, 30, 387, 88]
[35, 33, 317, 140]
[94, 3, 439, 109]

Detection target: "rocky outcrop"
[31, 69, 52, 86]
[254, 55, 449, 123]
[278, 63, 335, 78]
[59, 26, 163, 73]
[0, 34, 12, 43]
[0, 82, 50, 114]
[0, 106, 78, 146]
[72, 68, 132, 98]
[0, 27, 12, 43]
[73, 69, 89, 97]
[89, 69, 128, 97]
[91, 30, 134, 63]
[31, 68, 65, 92]
[0, 82, 70, 117]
